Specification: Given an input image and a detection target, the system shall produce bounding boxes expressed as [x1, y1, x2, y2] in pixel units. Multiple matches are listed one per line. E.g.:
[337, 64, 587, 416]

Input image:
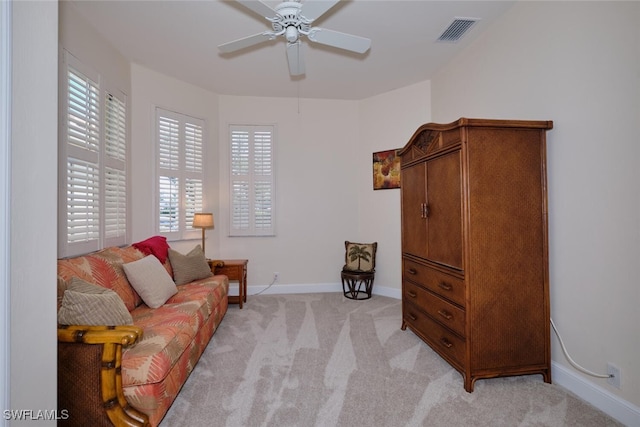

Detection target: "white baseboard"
[234, 283, 638, 426]
[234, 282, 402, 299]
[552, 362, 640, 426]
[237, 282, 342, 297]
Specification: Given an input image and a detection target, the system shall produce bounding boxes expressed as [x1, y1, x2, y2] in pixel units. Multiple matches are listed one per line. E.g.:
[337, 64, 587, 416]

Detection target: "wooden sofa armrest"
[58, 325, 149, 427]
[58, 325, 142, 345]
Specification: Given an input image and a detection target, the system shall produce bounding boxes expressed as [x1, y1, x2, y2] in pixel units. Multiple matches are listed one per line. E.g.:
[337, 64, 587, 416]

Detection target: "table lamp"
[192, 213, 214, 257]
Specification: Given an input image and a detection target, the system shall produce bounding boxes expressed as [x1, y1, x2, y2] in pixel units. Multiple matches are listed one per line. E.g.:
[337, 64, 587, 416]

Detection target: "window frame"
[229, 124, 276, 237]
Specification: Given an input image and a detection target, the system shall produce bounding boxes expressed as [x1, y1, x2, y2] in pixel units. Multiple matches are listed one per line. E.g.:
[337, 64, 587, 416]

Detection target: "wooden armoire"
[399, 118, 553, 392]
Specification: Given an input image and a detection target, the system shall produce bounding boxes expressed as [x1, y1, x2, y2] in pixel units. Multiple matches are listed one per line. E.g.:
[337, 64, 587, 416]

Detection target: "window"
[229, 125, 275, 236]
[59, 51, 128, 257]
[156, 108, 204, 241]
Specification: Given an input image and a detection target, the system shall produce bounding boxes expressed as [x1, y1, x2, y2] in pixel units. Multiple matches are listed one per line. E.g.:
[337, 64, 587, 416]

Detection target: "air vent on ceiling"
[437, 18, 480, 43]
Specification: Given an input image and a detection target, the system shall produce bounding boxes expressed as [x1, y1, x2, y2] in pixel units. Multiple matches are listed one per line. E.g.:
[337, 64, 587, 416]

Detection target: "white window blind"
[67, 68, 99, 152]
[230, 125, 275, 236]
[59, 51, 128, 257]
[104, 92, 127, 246]
[66, 159, 100, 247]
[156, 109, 204, 240]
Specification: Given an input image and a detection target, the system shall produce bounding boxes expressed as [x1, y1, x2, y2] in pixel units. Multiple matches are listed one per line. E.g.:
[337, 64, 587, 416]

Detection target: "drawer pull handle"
[407, 268, 417, 275]
[440, 337, 453, 349]
[408, 291, 417, 298]
[408, 313, 417, 321]
[437, 309, 452, 320]
[438, 281, 452, 291]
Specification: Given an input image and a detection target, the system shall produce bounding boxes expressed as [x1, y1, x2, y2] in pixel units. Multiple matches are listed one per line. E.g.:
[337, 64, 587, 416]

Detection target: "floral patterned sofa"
[57, 237, 229, 426]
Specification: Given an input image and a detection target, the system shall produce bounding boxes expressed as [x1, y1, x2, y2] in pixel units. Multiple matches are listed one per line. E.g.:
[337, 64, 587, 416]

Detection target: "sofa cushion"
[168, 245, 212, 286]
[57, 246, 145, 311]
[58, 278, 133, 326]
[122, 275, 228, 386]
[123, 255, 178, 309]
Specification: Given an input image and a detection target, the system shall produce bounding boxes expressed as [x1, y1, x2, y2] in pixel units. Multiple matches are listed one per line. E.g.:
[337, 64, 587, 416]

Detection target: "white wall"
[1, 1, 11, 421]
[357, 81, 432, 296]
[10, 1, 58, 424]
[215, 83, 432, 296]
[431, 0, 640, 418]
[218, 96, 360, 290]
[59, 2, 130, 96]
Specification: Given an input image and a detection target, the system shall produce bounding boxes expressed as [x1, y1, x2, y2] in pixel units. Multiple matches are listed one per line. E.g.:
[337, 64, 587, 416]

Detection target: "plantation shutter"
[230, 125, 275, 236]
[104, 91, 127, 246]
[156, 108, 204, 240]
[59, 51, 129, 258]
[158, 112, 180, 234]
[184, 120, 204, 229]
[230, 129, 250, 232]
[63, 58, 101, 255]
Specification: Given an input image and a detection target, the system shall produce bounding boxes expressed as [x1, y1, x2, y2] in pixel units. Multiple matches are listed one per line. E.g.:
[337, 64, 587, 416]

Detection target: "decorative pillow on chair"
[58, 277, 133, 326]
[168, 245, 213, 286]
[343, 241, 377, 272]
[123, 255, 178, 308]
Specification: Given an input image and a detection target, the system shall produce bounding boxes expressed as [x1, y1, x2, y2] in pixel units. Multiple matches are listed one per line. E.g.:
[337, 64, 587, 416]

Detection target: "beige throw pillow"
[123, 255, 178, 308]
[58, 278, 133, 326]
[168, 245, 213, 286]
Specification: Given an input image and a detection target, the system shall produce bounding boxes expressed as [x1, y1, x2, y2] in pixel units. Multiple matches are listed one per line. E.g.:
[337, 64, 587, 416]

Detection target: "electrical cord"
[550, 317, 612, 379]
[249, 276, 277, 297]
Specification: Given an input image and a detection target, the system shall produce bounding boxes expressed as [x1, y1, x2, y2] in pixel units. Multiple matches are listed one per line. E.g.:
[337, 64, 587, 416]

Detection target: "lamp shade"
[192, 213, 214, 228]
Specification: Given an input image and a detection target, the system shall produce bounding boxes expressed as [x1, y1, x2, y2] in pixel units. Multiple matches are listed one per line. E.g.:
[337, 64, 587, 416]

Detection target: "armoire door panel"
[401, 162, 427, 258]
[426, 151, 463, 270]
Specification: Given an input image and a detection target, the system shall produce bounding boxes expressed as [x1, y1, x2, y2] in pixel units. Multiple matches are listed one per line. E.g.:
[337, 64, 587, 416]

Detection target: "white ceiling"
[69, 0, 516, 100]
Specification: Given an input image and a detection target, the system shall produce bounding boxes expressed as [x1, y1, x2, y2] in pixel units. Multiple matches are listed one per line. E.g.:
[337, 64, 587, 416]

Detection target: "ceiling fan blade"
[286, 42, 305, 76]
[307, 28, 371, 54]
[235, 0, 276, 18]
[300, 0, 340, 22]
[218, 32, 273, 53]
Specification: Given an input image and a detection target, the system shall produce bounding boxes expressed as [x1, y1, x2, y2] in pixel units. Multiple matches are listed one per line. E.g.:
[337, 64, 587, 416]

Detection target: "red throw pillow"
[132, 236, 170, 264]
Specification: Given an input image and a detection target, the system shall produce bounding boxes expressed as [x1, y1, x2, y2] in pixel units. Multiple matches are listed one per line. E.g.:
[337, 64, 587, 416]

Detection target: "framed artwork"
[373, 149, 401, 190]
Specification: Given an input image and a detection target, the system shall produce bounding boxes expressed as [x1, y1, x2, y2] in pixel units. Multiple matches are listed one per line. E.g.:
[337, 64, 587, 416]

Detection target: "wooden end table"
[209, 259, 248, 309]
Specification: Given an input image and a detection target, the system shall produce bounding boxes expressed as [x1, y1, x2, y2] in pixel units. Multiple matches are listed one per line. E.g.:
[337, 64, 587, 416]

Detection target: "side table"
[209, 259, 248, 309]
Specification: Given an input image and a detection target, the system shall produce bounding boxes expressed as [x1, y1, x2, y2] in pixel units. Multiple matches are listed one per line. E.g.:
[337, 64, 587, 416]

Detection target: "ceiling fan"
[218, 0, 371, 76]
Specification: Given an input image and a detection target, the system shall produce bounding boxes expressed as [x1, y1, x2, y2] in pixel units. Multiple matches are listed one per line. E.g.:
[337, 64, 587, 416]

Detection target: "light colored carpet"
[160, 293, 621, 426]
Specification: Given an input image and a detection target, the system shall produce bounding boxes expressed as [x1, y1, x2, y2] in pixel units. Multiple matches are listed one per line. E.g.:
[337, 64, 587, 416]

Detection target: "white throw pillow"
[123, 255, 178, 308]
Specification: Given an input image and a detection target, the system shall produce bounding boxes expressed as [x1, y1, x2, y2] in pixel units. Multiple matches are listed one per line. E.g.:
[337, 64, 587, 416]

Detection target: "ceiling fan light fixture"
[285, 26, 299, 43]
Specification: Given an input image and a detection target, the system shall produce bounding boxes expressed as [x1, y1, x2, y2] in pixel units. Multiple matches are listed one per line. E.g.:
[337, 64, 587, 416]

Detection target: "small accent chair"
[341, 241, 377, 300]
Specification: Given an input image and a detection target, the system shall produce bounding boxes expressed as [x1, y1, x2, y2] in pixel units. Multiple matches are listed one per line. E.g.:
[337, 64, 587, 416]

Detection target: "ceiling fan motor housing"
[271, 1, 311, 42]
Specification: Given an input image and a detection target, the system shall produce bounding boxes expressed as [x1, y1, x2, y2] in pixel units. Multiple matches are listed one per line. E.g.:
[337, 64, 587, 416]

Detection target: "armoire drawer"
[403, 259, 465, 307]
[403, 302, 466, 367]
[403, 281, 465, 336]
